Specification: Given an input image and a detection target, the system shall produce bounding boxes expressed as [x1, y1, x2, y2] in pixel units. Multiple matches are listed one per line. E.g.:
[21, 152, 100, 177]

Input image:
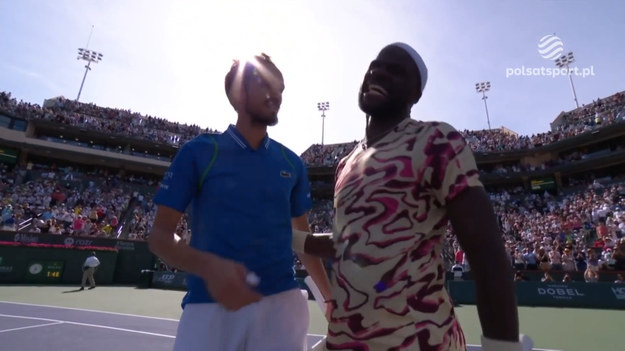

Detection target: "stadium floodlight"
[76, 48, 103, 102]
[317, 101, 330, 146]
[475, 82, 492, 130]
[555, 51, 580, 109]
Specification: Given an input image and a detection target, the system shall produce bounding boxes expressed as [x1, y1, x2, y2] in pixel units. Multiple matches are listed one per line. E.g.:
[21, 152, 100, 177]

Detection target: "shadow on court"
[61, 288, 84, 293]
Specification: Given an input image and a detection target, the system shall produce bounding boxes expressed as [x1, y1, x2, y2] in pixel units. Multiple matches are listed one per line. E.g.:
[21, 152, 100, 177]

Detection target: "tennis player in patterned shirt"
[322, 43, 528, 351]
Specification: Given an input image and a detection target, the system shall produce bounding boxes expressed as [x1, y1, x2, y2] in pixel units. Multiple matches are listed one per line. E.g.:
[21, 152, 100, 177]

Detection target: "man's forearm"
[298, 252, 332, 301]
[291, 217, 333, 300]
[473, 249, 519, 341]
[448, 188, 520, 342]
[147, 228, 215, 278]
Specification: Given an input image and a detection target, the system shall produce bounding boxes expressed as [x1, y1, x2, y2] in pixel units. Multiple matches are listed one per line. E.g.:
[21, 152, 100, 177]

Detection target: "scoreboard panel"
[26, 261, 65, 283]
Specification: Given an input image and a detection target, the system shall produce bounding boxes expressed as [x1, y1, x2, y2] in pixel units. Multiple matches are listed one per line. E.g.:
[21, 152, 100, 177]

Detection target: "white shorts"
[173, 288, 310, 351]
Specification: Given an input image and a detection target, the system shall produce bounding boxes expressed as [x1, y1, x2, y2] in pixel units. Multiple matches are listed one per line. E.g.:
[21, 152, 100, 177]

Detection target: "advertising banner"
[448, 280, 625, 309]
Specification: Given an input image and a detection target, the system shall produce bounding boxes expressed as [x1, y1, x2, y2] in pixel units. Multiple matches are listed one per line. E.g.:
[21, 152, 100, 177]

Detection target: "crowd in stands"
[3, 89, 624, 167]
[480, 144, 625, 176]
[4, 158, 624, 281]
[301, 91, 625, 166]
[464, 91, 625, 153]
[2, 89, 625, 281]
[449, 180, 625, 282]
[0, 91, 219, 146]
[0, 162, 160, 241]
[3, 168, 625, 283]
[300, 142, 358, 167]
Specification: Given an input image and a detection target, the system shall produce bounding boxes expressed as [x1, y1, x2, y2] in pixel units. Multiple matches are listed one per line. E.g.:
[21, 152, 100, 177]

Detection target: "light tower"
[475, 81, 492, 130]
[555, 51, 580, 109]
[76, 48, 103, 102]
[317, 101, 330, 145]
[76, 26, 103, 102]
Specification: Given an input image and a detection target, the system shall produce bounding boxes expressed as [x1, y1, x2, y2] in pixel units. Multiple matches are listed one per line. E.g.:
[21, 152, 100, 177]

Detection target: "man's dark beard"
[242, 98, 278, 126]
[251, 113, 278, 126]
[248, 108, 278, 126]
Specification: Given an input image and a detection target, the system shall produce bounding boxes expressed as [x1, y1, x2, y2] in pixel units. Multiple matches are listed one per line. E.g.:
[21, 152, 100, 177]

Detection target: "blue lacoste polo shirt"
[154, 125, 312, 305]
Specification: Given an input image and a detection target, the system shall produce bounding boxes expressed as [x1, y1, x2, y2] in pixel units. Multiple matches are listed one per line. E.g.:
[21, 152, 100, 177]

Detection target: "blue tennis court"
[0, 300, 566, 351]
[0, 301, 325, 351]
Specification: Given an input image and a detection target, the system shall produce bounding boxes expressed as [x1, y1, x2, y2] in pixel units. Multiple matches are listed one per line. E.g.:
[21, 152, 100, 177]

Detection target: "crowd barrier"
[0, 244, 117, 284]
[0, 231, 156, 284]
[146, 271, 625, 310]
[150, 270, 187, 290]
[447, 270, 623, 283]
[448, 280, 625, 309]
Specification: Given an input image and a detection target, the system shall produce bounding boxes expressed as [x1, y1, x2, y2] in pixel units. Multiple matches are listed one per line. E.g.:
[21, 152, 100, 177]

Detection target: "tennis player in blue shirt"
[148, 53, 332, 351]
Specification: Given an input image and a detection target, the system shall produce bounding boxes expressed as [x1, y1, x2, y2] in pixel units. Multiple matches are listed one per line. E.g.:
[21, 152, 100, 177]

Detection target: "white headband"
[387, 42, 428, 93]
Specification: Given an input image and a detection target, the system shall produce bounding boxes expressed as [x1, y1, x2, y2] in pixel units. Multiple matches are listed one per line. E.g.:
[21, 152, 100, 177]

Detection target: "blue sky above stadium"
[1, 0, 623, 154]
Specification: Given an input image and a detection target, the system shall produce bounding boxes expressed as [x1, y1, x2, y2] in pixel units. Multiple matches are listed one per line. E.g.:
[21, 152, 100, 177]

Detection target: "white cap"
[386, 42, 428, 93]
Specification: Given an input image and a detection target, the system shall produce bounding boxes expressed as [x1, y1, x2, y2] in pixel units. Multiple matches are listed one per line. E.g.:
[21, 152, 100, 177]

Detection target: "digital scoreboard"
[26, 261, 65, 283]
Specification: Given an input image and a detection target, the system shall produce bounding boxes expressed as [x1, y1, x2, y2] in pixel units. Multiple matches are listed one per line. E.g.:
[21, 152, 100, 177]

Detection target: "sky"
[1, 0, 624, 155]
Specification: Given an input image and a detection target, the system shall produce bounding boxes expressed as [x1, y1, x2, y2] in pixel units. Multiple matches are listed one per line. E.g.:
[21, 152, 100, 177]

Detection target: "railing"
[17, 217, 34, 232]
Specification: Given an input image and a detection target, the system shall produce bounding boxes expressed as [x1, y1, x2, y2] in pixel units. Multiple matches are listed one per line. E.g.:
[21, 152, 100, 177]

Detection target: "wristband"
[481, 334, 533, 351]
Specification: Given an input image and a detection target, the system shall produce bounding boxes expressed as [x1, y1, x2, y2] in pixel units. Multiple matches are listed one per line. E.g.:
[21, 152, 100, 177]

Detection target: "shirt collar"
[362, 118, 411, 149]
[226, 124, 271, 150]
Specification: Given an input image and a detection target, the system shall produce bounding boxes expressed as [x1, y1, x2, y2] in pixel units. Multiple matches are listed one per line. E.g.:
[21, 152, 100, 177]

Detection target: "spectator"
[549, 249, 562, 271]
[562, 273, 573, 283]
[538, 248, 551, 272]
[513, 249, 525, 270]
[524, 248, 539, 270]
[514, 271, 527, 282]
[584, 267, 599, 283]
[561, 248, 576, 272]
[541, 272, 554, 282]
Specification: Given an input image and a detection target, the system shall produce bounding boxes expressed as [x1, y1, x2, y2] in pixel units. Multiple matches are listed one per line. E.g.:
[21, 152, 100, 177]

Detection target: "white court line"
[0, 313, 175, 339]
[0, 301, 179, 321]
[0, 311, 559, 350]
[0, 322, 64, 334]
[0, 301, 322, 339]
[63, 321, 175, 339]
[0, 314, 60, 323]
[467, 347, 559, 351]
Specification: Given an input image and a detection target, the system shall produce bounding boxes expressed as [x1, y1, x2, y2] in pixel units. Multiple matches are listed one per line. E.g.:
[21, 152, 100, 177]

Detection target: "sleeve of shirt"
[153, 142, 200, 213]
[291, 156, 313, 218]
[424, 122, 483, 207]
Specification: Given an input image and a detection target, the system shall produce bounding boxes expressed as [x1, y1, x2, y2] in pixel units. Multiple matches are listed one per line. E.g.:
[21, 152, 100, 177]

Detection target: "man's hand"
[202, 255, 262, 311]
[149, 206, 261, 310]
